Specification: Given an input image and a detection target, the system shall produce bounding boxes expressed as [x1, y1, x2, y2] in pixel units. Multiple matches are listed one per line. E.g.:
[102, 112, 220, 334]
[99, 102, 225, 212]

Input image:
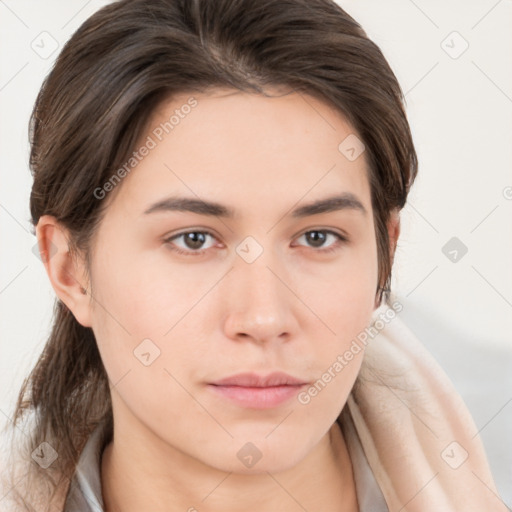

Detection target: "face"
[77, 88, 379, 473]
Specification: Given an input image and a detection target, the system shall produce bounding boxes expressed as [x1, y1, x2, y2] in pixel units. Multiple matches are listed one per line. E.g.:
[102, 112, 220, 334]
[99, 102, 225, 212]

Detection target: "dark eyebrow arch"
[291, 193, 367, 217]
[143, 192, 367, 218]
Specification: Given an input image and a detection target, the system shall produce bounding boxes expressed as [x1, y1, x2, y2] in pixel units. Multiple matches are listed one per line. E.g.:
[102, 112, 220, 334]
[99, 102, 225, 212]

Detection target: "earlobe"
[35, 215, 93, 327]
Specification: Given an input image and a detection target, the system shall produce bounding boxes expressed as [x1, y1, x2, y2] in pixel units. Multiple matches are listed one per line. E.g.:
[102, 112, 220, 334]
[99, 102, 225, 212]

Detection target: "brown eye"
[181, 232, 207, 250]
[304, 231, 327, 248]
[164, 230, 217, 256]
[295, 230, 347, 253]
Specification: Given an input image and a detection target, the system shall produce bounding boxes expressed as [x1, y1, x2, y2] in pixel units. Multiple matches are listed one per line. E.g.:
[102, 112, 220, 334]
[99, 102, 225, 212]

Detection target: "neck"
[101, 419, 358, 512]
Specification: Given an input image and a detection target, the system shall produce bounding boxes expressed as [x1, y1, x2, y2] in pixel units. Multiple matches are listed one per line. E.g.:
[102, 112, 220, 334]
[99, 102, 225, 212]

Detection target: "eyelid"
[163, 228, 219, 250]
[295, 228, 348, 242]
[292, 229, 348, 252]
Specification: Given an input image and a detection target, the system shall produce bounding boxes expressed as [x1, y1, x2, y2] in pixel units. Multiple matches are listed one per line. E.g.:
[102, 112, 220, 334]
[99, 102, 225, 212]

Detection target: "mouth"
[207, 372, 309, 409]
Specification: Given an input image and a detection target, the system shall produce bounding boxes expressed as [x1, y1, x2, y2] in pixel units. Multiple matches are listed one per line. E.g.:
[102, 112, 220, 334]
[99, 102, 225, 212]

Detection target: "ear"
[374, 208, 401, 309]
[387, 208, 401, 264]
[35, 215, 93, 327]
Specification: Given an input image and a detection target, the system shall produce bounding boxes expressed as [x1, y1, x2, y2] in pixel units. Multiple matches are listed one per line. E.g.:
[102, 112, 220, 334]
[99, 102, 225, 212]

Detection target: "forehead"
[102, 88, 371, 221]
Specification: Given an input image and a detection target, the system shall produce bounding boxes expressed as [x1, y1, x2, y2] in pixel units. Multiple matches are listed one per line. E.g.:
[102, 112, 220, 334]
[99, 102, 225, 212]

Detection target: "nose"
[222, 249, 299, 345]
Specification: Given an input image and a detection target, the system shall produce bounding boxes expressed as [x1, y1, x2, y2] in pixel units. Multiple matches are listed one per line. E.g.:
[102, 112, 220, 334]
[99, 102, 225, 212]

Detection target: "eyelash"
[163, 229, 348, 257]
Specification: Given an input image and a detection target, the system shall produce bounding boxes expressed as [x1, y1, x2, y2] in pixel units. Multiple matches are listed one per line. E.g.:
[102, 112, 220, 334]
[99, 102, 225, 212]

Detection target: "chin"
[201, 434, 315, 475]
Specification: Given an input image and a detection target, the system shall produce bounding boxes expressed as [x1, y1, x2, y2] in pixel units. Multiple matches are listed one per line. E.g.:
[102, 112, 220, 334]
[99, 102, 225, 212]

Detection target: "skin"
[37, 88, 400, 511]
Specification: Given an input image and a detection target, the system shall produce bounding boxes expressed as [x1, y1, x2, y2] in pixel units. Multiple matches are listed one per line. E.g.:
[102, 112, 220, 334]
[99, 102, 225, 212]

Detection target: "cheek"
[311, 235, 378, 334]
[299, 237, 378, 393]
[89, 269, 201, 429]
[89, 259, 207, 396]
[91, 246, 193, 338]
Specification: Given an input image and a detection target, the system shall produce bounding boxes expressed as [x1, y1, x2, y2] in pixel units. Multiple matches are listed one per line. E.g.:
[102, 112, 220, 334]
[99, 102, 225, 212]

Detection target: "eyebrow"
[143, 192, 367, 218]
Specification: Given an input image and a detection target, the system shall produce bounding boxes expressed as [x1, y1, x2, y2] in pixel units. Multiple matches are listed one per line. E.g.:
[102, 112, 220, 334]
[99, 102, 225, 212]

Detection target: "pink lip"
[207, 372, 308, 409]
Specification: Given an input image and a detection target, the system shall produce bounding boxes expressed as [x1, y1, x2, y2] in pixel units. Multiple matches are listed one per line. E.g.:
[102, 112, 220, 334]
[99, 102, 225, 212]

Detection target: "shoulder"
[0, 411, 84, 512]
[347, 301, 507, 511]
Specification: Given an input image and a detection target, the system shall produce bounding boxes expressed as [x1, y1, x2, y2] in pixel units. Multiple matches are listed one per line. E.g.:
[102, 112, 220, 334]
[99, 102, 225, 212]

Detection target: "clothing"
[59, 302, 506, 511]
[63, 419, 109, 512]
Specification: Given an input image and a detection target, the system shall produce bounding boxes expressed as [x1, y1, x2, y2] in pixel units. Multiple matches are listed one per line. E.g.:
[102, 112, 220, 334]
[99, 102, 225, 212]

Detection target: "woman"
[1, 0, 506, 510]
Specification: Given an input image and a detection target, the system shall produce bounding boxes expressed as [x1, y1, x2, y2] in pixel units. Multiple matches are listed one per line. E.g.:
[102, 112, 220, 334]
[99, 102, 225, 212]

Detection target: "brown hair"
[2, 0, 417, 509]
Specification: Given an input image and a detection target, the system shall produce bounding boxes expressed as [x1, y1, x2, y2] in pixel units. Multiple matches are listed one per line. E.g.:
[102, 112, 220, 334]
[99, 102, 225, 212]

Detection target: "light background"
[0, 0, 511, 506]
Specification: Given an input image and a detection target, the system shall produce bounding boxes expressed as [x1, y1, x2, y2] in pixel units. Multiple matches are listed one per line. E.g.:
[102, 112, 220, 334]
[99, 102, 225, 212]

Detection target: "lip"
[207, 372, 309, 409]
[211, 371, 307, 387]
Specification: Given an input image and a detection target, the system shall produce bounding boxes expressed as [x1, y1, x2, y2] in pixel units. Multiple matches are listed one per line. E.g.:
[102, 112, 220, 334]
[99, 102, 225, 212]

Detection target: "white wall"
[1, 0, 510, 505]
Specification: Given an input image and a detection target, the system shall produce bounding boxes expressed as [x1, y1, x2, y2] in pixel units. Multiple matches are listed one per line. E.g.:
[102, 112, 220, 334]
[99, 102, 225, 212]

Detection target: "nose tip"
[222, 257, 297, 345]
[225, 311, 291, 345]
